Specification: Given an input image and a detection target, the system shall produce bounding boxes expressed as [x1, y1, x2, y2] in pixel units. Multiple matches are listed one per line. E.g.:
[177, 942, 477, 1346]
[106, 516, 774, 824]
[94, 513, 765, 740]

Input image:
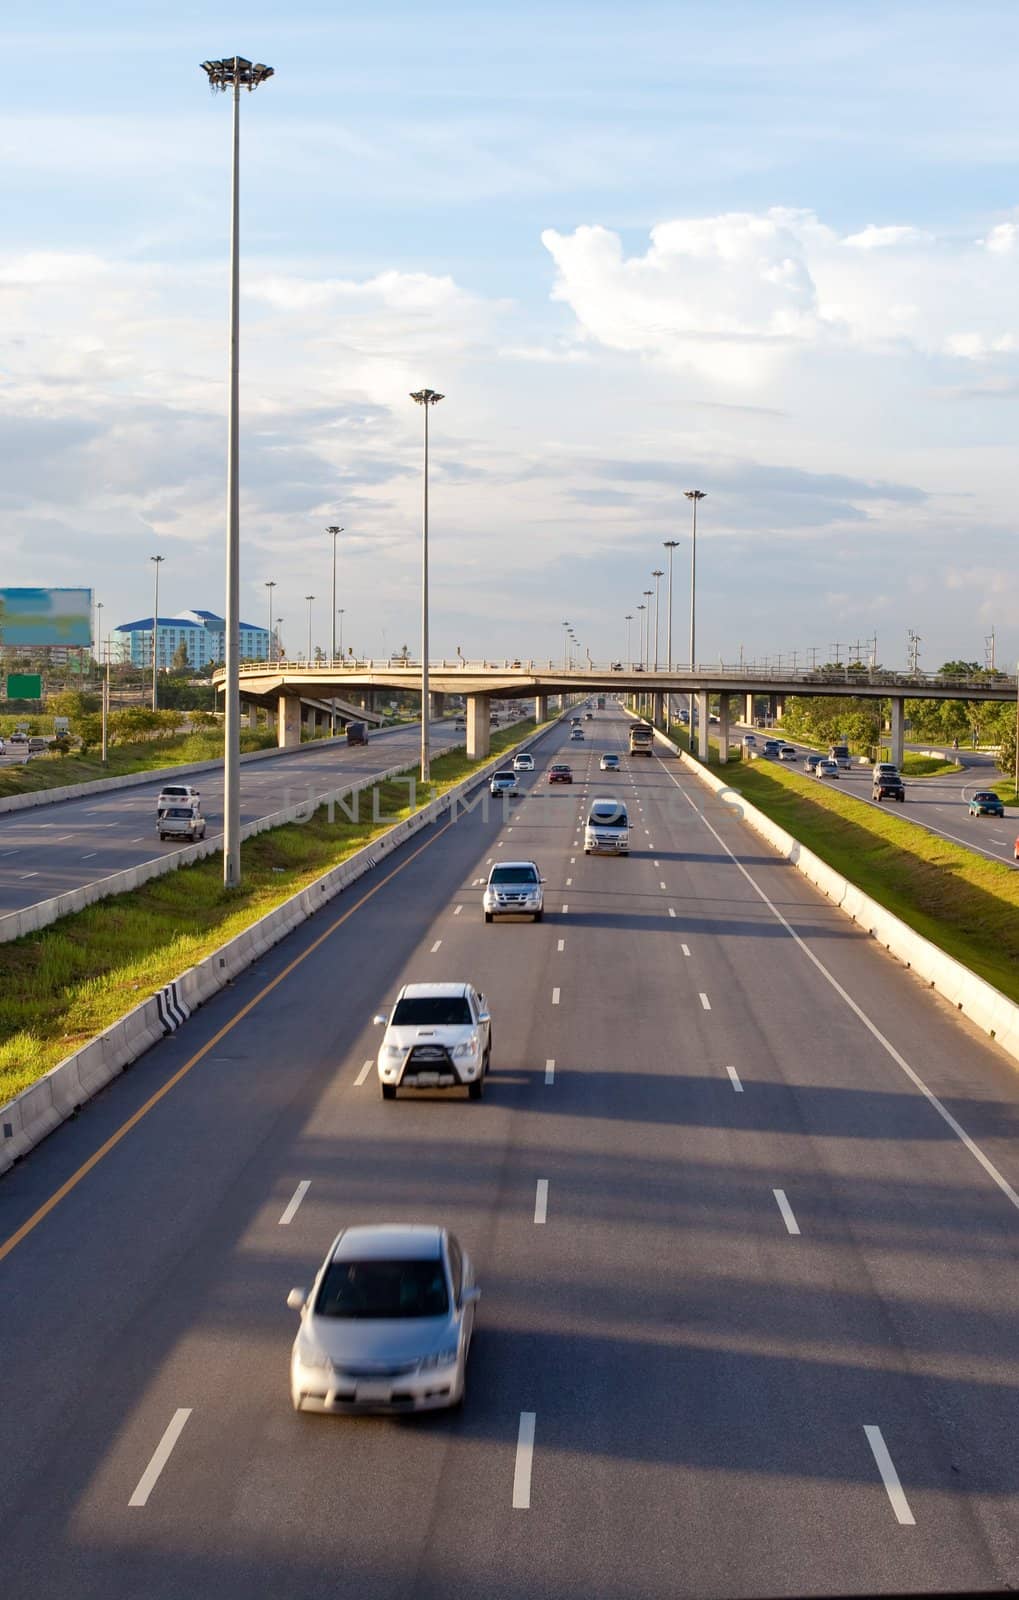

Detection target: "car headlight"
[385, 1044, 404, 1058]
[296, 1339, 332, 1372]
[453, 1036, 479, 1058]
[418, 1345, 459, 1371]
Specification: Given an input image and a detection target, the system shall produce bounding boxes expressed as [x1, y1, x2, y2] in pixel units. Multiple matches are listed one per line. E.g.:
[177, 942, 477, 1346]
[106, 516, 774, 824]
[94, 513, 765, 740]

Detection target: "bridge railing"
[239, 658, 1016, 692]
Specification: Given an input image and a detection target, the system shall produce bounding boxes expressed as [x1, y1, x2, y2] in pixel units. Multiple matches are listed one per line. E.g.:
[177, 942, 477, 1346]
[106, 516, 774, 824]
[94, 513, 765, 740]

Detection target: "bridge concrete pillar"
[774, 694, 786, 723]
[768, 694, 778, 724]
[745, 691, 755, 725]
[536, 694, 548, 722]
[697, 691, 710, 760]
[278, 695, 301, 749]
[653, 691, 666, 728]
[429, 691, 446, 720]
[717, 695, 730, 763]
[466, 693, 491, 760]
[890, 696, 905, 768]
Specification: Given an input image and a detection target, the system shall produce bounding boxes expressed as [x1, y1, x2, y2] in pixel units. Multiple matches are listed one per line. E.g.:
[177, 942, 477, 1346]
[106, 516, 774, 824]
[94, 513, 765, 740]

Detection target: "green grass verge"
[0, 729, 277, 797]
[0, 719, 544, 1104]
[699, 755, 1019, 1005]
[899, 755, 963, 777]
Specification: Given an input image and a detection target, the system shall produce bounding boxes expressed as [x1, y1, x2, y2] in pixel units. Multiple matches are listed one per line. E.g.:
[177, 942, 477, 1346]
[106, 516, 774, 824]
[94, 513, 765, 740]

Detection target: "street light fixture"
[265, 580, 276, 663]
[410, 388, 444, 783]
[326, 525, 343, 733]
[305, 595, 315, 663]
[684, 490, 707, 749]
[200, 53, 274, 890]
[149, 555, 164, 711]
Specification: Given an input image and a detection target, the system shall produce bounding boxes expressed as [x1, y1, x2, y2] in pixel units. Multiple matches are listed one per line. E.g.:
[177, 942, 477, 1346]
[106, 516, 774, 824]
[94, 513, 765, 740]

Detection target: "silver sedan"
[288, 1223, 480, 1414]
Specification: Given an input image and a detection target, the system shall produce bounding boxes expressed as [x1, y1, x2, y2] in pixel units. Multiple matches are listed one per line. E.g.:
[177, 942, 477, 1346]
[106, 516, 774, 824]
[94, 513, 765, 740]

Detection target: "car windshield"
[392, 996, 472, 1026]
[315, 1257, 449, 1319]
[590, 805, 626, 823]
[490, 865, 538, 884]
[974, 793, 996, 802]
[493, 771, 514, 781]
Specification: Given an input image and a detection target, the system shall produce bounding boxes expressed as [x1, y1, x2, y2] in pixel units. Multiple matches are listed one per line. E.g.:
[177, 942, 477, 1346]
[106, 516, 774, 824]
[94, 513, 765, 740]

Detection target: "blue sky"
[1, 1, 1017, 668]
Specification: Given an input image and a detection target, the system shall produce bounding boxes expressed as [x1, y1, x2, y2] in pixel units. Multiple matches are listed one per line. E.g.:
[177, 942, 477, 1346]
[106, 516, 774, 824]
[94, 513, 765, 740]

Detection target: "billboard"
[5, 674, 43, 699]
[0, 588, 93, 648]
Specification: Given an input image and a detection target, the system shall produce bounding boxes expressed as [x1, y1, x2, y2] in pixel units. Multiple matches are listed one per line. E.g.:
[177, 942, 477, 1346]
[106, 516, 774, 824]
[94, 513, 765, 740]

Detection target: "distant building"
[111, 608, 269, 670]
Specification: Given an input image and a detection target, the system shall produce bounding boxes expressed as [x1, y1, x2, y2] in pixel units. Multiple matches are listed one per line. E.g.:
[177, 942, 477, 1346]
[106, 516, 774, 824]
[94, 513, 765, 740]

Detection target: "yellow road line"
[0, 819, 453, 1266]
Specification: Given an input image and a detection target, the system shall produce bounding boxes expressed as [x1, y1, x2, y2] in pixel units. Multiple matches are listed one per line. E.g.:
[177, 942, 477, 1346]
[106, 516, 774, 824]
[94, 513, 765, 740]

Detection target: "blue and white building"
[111, 608, 269, 670]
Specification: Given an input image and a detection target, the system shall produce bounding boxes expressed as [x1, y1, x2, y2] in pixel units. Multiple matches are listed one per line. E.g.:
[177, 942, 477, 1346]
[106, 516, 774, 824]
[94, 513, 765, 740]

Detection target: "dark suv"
[872, 772, 905, 803]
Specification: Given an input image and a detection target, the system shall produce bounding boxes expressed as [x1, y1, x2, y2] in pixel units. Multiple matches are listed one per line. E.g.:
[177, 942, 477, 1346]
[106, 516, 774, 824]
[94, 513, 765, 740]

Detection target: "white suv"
[483, 861, 544, 922]
[374, 983, 492, 1101]
[156, 783, 201, 817]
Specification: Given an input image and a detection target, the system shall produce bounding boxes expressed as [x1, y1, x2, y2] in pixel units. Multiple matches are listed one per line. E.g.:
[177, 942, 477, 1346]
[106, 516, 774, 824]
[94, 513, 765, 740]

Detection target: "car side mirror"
[477, 1011, 491, 1026]
[287, 1287, 307, 1311]
[372, 1014, 387, 1026]
[461, 1286, 481, 1306]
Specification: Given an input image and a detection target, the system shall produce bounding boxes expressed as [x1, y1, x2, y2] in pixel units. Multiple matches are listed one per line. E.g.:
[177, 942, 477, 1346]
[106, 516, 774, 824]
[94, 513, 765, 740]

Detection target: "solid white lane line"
[513, 1412, 537, 1509]
[658, 758, 1019, 1216]
[557, 938, 565, 952]
[565, 877, 572, 886]
[534, 1179, 549, 1224]
[659, 880, 667, 889]
[681, 943, 691, 956]
[668, 908, 676, 918]
[726, 1065, 744, 1093]
[773, 1188, 800, 1234]
[699, 992, 711, 1010]
[129, 1408, 192, 1507]
[430, 940, 442, 953]
[453, 904, 463, 916]
[545, 1059, 555, 1085]
[354, 1059, 373, 1087]
[864, 1426, 916, 1525]
[81, 852, 97, 860]
[561, 903, 569, 914]
[279, 1180, 310, 1226]
[19, 871, 39, 879]
[552, 987, 561, 1005]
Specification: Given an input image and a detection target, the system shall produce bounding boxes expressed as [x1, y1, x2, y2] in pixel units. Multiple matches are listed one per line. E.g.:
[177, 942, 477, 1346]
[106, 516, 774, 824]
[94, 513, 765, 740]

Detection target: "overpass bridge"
[222, 659, 1017, 766]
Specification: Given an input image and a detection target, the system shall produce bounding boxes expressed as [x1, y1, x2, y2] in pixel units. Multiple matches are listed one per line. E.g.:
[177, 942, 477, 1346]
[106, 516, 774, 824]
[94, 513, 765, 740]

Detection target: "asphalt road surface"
[738, 726, 1018, 867]
[0, 718, 473, 919]
[3, 707, 1019, 1598]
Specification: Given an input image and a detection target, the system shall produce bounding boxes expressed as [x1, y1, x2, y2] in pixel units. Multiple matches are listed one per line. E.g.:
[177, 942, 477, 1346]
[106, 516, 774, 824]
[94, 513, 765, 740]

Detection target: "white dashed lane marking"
[534, 1180, 549, 1225]
[681, 944, 691, 956]
[726, 1065, 743, 1092]
[773, 1189, 800, 1235]
[278, 1181, 310, 1225]
[545, 1059, 555, 1085]
[128, 1409, 192, 1508]
[864, 1426, 916, 1525]
[354, 1060, 373, 1087]
[699, 992, 711, 1010]
[430, 940, 442, 953]
[552, 988, 561, 1005]
[513, 1413, 537, 1510]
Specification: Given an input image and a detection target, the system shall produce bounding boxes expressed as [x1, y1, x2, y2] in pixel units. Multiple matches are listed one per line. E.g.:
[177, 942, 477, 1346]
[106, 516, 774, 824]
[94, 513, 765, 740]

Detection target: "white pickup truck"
[158, 806, 207, 843]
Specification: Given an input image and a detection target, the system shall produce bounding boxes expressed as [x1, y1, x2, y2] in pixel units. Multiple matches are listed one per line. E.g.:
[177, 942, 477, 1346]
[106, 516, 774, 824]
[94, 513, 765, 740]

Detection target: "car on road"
[815, 758, 840, 780]
[570, 716, 582, 726]
[778, 744, 797, 761]
[156, 783, 201, 817]
[570, 727, 585, 741]
[1014, 835, 1019, 862]
[158, 806, 208, 841]
[547, 763, 573, 784]
[483, 860, 544, 922]
[599, 753, 621, 771]
[512, 752, 534, 772]
[374, 981, 491, 1100]
[872, 773, 905, 803]
[763, 739, 781, 758]
[743, 734, 757, 749]
[828, 742, 852, 770]
[0, 738, 5, 755]
[802, 753, 823, 773]
[345, 721, 368, 746]
[969, 791, 1005, 817]
[584, 797, 630, 855]
[489, 770, 519, 798]
[585, 711, 594, 720]
[8, 732, 28, 750]
[287, 1223, 480, 1414]
[873, 762, 900, 781]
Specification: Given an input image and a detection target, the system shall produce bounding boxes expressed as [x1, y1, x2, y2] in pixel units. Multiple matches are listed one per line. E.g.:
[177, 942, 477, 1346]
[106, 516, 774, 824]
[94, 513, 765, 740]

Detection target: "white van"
[584, 798, 629, 855]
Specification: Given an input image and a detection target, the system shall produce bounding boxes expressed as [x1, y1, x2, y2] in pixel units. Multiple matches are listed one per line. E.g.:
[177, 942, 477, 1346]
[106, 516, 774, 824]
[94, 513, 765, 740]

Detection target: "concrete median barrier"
[0, 720, 559, 1174]
[645, 717, 1019, 1069]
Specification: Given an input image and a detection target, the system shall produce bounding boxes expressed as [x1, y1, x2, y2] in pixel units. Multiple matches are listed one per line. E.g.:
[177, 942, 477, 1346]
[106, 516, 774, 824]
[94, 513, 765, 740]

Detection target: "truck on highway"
[628, 720, 654, 756]
[346, 721, 368, 746]
[596, 695, 606, 710]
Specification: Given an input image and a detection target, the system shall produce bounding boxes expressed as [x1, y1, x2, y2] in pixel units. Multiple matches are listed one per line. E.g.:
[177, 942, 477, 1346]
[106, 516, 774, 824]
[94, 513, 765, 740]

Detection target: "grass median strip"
[0, 721, 544, 1103]
[703, 756, 1019, 1006]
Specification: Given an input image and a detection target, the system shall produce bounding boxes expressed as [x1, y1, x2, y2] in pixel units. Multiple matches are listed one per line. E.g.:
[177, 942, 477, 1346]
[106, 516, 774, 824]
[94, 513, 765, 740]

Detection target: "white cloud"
[542, 207, 1019, 385]
[982, 222, 1019, 254]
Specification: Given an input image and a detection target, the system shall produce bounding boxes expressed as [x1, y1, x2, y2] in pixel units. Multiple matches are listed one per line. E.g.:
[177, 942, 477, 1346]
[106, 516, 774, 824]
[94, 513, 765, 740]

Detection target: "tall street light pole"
[305, 595, 315, 663]
[684, 490, 707, 749]
[625, 614, 633, 667]
[338, 609, 345, 657]
[410, 388, 444, 784]
[149, 555, 164, 711]
[651, 569, 664, 671]
[562, 621, 570, 671]
[663, 539, 679, 728]
[637, 603, 646, 677]
[326, 524, 343, 733]
[642, 590, 653, 669]
[265, 580, 276, 663]
[201, 53, 274, 890]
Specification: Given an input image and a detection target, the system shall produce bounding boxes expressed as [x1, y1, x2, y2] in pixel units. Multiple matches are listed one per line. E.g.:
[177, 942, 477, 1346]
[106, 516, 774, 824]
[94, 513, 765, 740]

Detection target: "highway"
[2, 705, 1019, 1597]
[0, 718, 470, 919]
[737, 726, 1019, 867]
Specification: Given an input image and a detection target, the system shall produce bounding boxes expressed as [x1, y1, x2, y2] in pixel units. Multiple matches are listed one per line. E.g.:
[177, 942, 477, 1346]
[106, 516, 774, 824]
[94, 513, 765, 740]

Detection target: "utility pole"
[985, 629, 996, 672]
[149, 555, 164, 711]
[410, 388, 444, 783]
[326, 525, 343, 734]
[907, 629, 922, 673]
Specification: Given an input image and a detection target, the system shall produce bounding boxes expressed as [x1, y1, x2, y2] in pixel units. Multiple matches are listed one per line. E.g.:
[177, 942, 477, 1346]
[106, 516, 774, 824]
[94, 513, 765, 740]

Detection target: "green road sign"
[5, 673, 43, 699]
